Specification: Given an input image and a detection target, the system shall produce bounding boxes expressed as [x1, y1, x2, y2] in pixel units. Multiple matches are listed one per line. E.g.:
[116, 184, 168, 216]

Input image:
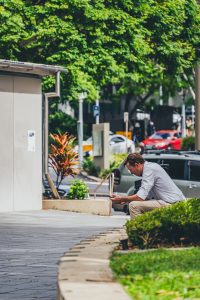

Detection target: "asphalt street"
[49, 167, 109, 196]
[0, 210, 128, 300]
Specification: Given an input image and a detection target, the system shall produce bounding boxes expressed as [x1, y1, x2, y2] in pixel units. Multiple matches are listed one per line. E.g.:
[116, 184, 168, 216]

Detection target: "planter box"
[43, 198, 112, 216]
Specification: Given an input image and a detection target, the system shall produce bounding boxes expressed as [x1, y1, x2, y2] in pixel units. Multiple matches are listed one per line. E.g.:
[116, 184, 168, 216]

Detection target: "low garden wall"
[43, 198, 112, 216]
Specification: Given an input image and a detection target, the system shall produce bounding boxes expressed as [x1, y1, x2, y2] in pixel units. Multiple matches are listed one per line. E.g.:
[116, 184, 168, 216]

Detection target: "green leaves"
[111, 248, 200, 299]
[49, 132, 79, 189]
[0, 0, 199, 101]
[126, 198, 200, 249]
[67, 179, 89, 200]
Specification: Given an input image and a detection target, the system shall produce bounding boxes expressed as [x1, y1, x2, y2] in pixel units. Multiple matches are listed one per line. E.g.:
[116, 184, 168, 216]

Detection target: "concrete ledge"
[57, 228, 131, 300]
[43, 199, 112, 216]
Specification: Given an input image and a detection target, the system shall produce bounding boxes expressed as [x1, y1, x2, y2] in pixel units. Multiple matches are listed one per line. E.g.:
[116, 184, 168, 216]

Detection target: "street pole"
[95, 98, 99, 124]
[124, 112, 129, 152]
[195, 65, 200, 150]
[191, 104, 195, 134]
[78, 92, 87, 168]
[159, 85, 163, 105]
[181, 91, 186, 138]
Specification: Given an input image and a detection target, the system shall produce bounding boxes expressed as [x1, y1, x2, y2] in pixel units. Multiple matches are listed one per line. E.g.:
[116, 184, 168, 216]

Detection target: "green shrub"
[126, 198, 200, 249]
[111, 153, 127, 165]
[99, 161, 117, 179]
[49, 132, 79, 189]
[181, 136, 195, 150]
[67, 180, 89, 199]
[82, 157, 100, 177]
[49, 111, 78, 137]
[82, 154, 127, 178]
[99, 153, 127, 179]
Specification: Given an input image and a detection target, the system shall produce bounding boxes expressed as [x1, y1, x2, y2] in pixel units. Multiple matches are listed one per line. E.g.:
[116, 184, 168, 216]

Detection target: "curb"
[57, 228, 131, 300]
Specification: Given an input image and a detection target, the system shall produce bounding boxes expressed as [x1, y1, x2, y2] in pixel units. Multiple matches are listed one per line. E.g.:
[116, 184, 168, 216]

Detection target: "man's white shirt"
[136, 161, 186, 203]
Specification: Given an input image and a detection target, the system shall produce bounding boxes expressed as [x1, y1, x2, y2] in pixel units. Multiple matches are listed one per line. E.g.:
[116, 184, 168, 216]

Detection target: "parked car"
[140, 130, 182, 151]
[109, 134, 135, 154]
[75, 131, 114, 154]
[78, 134, 135, 156]
[112, 151, 200, 213]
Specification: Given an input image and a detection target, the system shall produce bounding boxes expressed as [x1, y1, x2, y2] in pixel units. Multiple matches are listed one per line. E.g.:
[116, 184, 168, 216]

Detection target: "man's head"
[124, 153, 145, 176]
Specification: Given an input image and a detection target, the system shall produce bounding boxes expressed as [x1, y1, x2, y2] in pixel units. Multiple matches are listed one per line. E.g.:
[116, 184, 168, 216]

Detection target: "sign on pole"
[124, 112, 129, 123]
[93, 105, 100, 118]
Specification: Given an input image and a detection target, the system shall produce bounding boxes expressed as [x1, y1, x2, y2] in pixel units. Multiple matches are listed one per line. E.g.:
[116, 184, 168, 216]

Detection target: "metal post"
[195, 65, 200, 150]
[44, 72, 61, 199]
[78, 92, 87, 168]
[125, 118, 128, 151]
[44, 94, 49, 175]
[181, 102, 186, 138]
[191, 105, 195, 134]
[159, 85, 163, 105]
[124, 112, 129, 152]
[96, 98, 99, 124]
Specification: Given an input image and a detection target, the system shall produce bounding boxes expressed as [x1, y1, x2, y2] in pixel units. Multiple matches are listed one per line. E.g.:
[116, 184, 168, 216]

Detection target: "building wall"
[0, 74, 42, 211]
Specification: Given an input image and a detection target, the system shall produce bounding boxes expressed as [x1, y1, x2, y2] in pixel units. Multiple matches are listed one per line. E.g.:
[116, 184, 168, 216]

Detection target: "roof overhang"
[0, 60, 67, 77]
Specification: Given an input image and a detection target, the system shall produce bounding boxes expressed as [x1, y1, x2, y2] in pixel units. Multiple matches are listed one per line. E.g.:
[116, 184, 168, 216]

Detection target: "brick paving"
[0, 210, 127, 300]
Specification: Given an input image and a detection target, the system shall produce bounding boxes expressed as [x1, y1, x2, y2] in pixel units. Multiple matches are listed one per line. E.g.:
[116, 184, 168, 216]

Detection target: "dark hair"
[124, 153, 145, 166]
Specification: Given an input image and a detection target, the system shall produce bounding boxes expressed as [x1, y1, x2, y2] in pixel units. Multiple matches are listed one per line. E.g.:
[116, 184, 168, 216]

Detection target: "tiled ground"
[0, 210, 127, 300]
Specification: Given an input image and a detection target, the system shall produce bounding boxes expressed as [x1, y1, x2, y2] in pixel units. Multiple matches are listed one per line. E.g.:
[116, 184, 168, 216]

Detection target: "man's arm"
[110, 193, 144, 204]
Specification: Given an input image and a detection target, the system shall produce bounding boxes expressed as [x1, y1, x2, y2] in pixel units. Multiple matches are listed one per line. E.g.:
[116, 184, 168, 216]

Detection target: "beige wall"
[0, 74, 42, 211]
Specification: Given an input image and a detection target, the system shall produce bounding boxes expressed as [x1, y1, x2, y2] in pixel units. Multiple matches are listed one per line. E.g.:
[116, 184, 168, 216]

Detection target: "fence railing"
[92, 173, 114, 199]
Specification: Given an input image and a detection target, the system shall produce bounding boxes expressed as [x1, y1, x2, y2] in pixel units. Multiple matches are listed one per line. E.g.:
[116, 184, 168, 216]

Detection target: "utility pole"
[191, 105, 195, 134]
[77, 92, 87, 168]
[181, 90, 186, 138]
[124, 112, 129, 152]
[159, 85, 163, 105]
[95, 98, 100, 124]
[195, 65, 200, 150]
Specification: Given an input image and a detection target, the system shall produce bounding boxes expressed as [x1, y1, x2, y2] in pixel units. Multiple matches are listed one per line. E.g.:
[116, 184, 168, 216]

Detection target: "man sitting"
[111, 153, 186, 219]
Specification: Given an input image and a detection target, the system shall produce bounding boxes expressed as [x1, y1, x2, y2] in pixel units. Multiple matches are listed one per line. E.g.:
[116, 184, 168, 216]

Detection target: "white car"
[78, 134, 135, 156]
[109, 134, 135, 154]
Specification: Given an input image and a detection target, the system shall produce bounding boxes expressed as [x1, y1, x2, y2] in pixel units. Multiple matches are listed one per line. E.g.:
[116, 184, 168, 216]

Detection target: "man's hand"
[110, 194, 122, 203]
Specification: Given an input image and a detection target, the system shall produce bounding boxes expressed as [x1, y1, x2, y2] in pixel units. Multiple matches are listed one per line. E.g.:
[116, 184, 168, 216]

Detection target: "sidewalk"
[0, 210, 128, 300]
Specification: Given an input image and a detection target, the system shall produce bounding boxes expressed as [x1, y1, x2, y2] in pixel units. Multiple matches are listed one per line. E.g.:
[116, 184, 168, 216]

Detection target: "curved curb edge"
[57, 228, 131, 300]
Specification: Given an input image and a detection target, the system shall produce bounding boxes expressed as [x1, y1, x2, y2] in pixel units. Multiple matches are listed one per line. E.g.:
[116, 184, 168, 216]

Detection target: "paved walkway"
[0, 210, 128, 300]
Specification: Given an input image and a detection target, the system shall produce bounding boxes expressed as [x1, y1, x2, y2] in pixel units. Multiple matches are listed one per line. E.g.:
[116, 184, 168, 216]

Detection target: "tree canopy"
[0, 0, 199, 102]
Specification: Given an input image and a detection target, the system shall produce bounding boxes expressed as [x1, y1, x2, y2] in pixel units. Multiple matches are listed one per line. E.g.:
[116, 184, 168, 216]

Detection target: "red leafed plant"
[49, 132, 79, 189]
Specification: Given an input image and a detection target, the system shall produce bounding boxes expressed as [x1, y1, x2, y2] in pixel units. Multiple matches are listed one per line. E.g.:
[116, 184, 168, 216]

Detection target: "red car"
[141, 130, 182, 151]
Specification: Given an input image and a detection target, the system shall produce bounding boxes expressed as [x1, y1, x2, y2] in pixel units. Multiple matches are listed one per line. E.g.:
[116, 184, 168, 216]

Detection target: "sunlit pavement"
[0, 210, 128, 300]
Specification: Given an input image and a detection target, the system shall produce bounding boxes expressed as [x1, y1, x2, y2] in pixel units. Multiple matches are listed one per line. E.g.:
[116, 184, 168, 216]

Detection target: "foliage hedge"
[82, 154, 127, 178]
[126, 198, 200, 249]
[82, 157, 100, 177]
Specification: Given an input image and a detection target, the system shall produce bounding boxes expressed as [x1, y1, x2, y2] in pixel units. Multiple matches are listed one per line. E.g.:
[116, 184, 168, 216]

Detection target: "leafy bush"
[67, 180, 89, 199]
[49, 111, 78, 137]
[181, 136, 195, 150]
[126, 198, 200, 249]
[99, 154, 127, 179]
[82, 157, 100, 177]
[49, 132, 79, 189]
[83, 153, 127, 178]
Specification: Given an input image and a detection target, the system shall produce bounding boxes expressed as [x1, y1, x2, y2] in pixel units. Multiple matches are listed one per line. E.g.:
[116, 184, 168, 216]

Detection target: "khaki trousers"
[129, 200, 170, 220]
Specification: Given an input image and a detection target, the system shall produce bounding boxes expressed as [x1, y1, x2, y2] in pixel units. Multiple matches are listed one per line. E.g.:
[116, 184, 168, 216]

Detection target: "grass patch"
[110, 248, 200, 299]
